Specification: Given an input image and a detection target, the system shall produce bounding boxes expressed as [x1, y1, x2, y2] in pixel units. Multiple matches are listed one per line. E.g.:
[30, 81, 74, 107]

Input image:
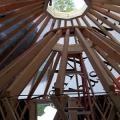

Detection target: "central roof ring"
[46, 0, 90, 19]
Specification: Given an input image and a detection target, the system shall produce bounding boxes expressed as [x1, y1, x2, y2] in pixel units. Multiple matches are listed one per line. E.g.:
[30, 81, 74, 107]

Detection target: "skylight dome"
[47, 0, 88, 19]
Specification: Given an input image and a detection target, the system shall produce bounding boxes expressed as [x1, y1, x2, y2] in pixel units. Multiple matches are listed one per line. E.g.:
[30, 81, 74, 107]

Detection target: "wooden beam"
[76, 18, 81, 26]
[0, 32, 54, 92]
[83, 29, 120, 63]
[82, 16, 91, 27]
[51, 95, 68, 120]
[0, 1, 44, 23]
[53, 44, 83, 54]
[27, 52, 56, 99]
[50, 19, 56, 30]
[7, 30, 62, 97]
[43, 53, 60, 97]
[0, 2, 43, 33]
[92, 4, 120, 14]
[75, 28, 120, 112]
[89, 29, 120, 52]
[55, 29, 70, 95]
[0, 11, 45, 63]
[92, 6, 120, 22]
[95, 46, 120, 74]
[91, 0, 120, 5]
[0, 9, 44, 47]
[0, 0, 43, 13]
[86, 12, 120, 45]
[89, 9, 120, 33]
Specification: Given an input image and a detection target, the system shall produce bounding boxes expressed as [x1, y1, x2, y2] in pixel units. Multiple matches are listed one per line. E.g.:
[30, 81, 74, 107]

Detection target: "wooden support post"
[79, 54, 95, 120]
[51, 95, 68, 120]
[107, 104, 115, 120]
[55, 29, 70, 95]
[68, 98, 78, 120]
[75, 28, 120, 113]
[29, 101, 36, 120]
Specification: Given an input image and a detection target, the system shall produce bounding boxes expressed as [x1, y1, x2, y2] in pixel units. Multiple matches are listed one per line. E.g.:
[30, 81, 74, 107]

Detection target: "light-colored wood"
[68, 98, 78, 120]
[83, 29, 120, 63]
[0, 10, 44, 47]
[86, 12, 120, 45]
[93, 4, 120, 14]
[27, 52, 56, 99]
[0, 3, 43, 33]
[82, 16, 90, 27]
[92, 6, 120, 22]
[53, 43, 83, 54]
[89, 9, 120, 33]
[90, 29, 120, 52]
[76, 29, 113, 90]
[0, 1, 44, 23]
[75, 28, 120, 112]
[95, 46, 120, 74]
[55, 29, 70, 95]
[0, 13, 47, 64]
[7, 30, 62, 96]
[91, 0, 120, 5]
[0, 0, 120, 118]
[76, 18, 81, 26]
[44, 53, 60, 97]
[0, 0, 42, 13]
[0, 32, 54, 92]
[51, 95, 68, 120]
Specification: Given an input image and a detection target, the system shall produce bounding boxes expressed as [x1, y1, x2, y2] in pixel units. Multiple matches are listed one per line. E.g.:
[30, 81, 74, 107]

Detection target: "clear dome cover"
[47, 0, 88, 19]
